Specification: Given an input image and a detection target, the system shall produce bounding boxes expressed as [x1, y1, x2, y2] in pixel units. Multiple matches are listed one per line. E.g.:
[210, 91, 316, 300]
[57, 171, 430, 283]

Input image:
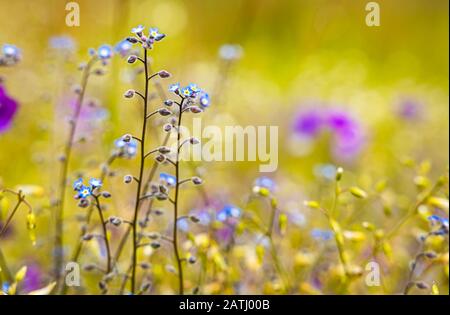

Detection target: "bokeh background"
[0, 0, 448, 295]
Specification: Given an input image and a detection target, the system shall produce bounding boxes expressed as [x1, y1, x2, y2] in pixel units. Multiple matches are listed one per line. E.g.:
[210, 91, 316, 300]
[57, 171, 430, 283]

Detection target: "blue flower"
[115, 39, 133, 57]
[115, 138, 137, 158]
[169, 83, 180, 94]
[2, 282, 10, 294]
[73, 178, 83, 191]
[219, 44, 243, 60]
[311, 229, 334, 241]
[428, 215, 449, 229]
[131, 25, 145, 35]
[97, 45, 113, 60]
[2, 44, 20, 60]
[77, 185, 92, 199]
[49, 36, 76, 52]
[217, 205, 241, 222]
[254, 176, 275, 192]
[149, 27, 165, 41]
[160, 172, 177, 187]
[188, 83, 200, 94]
[180, 86, 193, 98]
[89, 178, 102, 189]
[198, 91, 210, 109]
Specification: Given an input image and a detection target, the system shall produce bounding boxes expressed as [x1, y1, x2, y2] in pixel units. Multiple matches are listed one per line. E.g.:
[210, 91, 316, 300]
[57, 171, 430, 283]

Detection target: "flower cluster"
[126, 25, 165, 50]
[73, 178, 102, 200]
[114, 137, 138, 159]
[428, 215, 449, 236]
[168, 83, 210, 109]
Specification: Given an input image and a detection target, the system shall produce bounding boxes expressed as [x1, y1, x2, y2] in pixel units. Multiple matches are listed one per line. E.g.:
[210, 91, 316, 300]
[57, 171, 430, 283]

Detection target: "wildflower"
[0, 85, 19, 133]
[97, 45, 113, 60]
[148, 27, 166, 41]
[22, 264, 44, 293]
[187, 83, 200, 94]
[218, 44, 243, 61]
[115, 39, 133, 57]
[169, 83, 180, 94]
[131, 25, 145, 36]
[217, 204, 241, 222]
[160, 173, 177, 187]
[292, 106, 365, 160]
[73, 178, 83, 191]
[293, 108, 323, 138]
[428, 215, 449, 229]
[2, 44, 21, 61]
[115, 138, 138, 158]
[180, 86, 193, 98]
[396, 97, 423, 121]
[77, 185, 92, 199]
[89, 178, 102, 189]
[198, 91, 210, 109]
[311, 229, 334, 241]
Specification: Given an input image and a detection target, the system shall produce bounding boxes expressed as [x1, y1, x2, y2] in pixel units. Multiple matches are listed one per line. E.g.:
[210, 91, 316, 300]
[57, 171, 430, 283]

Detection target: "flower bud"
[189, 137, 200, 145]
[122, 134, 132, 142]
[126, 37, 139, 44]
[158, 146, 171, 154]
[158, 70, 171, 78]
[164, 99, 173, 106]
[124, 89, 135, 98]
[102, 191, 112, 198]
[127, 55, 137, 64]
[189, 215, 200, 223]
[158, 108, 172, 116]
[83, 234, 94, 241]
[191, 177, 203, 185]
[163, 124, 172, 132]
[124, 175, 133, 184]
[189, 106, 203, 114]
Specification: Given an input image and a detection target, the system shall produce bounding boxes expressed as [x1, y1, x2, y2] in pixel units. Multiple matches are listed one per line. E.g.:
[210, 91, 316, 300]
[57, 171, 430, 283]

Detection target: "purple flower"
[22, 264, 44, 293]
[326, 109, 365, 160]
[292, 106, 365, 160]
[396, 98, 423, 121]
[0, 85, 19, 133]
[293, 108, 323, 137]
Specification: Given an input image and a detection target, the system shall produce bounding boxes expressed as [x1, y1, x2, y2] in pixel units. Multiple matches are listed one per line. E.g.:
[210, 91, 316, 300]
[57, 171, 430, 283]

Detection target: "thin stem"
[173, 98, 185, 295]
[60, 154, 116, 294]
[93, 195, 112, 274]
[54, 57, 96, 285]
[130, 48, 149, 294]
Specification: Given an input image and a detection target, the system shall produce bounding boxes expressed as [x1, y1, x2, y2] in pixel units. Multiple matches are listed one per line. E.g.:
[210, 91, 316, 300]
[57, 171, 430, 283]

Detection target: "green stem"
[54, 57, 96, 285]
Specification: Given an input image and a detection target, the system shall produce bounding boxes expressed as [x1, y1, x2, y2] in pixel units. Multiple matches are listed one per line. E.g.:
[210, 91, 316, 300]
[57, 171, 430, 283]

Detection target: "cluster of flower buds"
[126, 25, 165, 50]
[0, 44, 21, 67]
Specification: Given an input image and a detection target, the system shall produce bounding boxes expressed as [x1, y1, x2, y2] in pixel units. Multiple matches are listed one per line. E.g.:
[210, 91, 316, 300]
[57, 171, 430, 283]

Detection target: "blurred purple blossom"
[395, 97, 423, 121]
[292, 106, 365, 160]
[22, 263, 44, 293]
[0, 85, 18, 133]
